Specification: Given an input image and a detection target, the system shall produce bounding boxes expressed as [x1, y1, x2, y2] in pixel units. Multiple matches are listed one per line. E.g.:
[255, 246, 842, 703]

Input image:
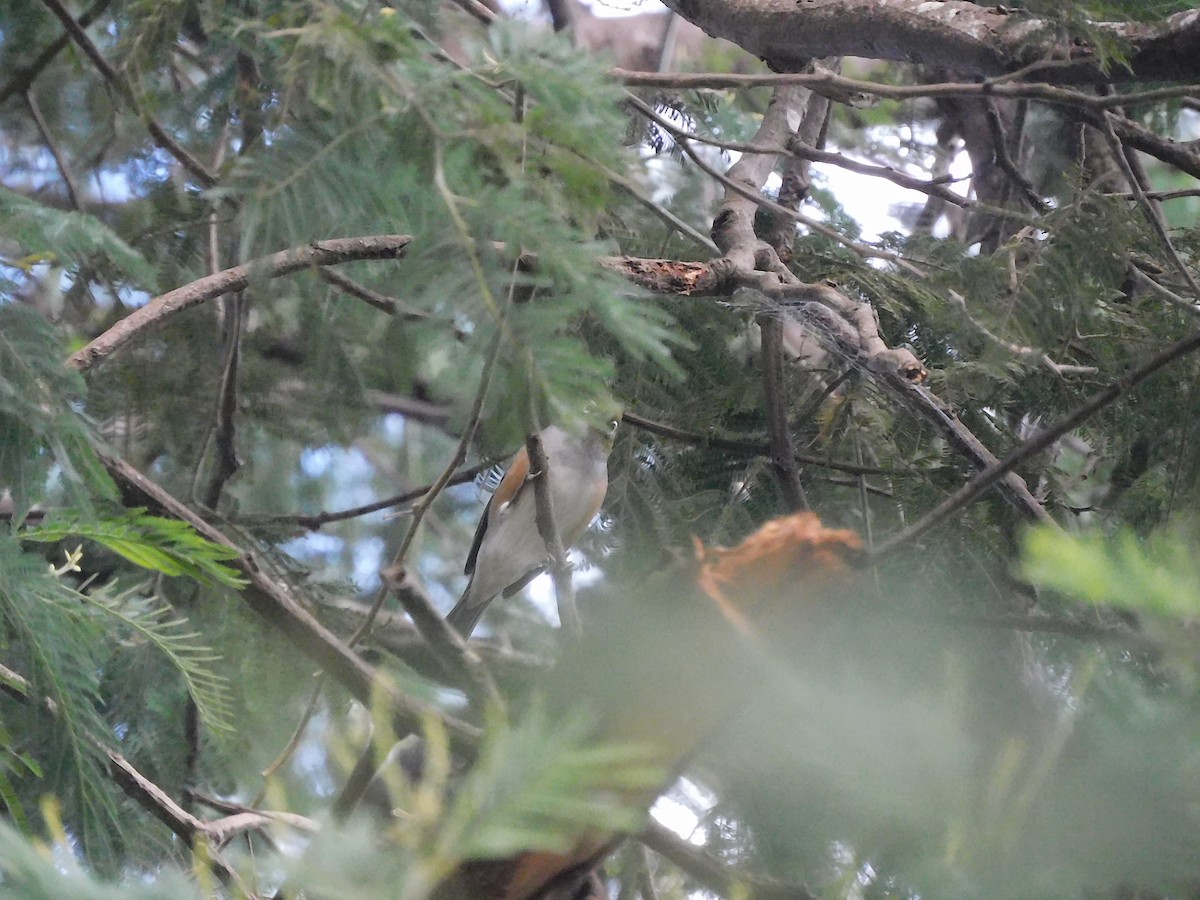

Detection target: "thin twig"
[258, 461, 493, 530]
[662, 126, 975, 211]
[1129, 266, 1200, 318]
[616, 67, 1200, 109]
[24, 88, 81, 209]
[982, 95, 1047, 213]
[1098, 112, 1200, 301]
[201, 292, 244, 509]
[620, 411, 890, 475]
[317, 267, 432, 320]
[347, 329, 504, 648]
[597, 161, 718, 253]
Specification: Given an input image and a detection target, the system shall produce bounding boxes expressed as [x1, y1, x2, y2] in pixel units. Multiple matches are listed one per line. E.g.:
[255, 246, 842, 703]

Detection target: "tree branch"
[94, 451, 480, 755]
[759, 315, 809, 510]
[655, 0, 1200, 82]
[37, 0, 218, 187]
[620, 411, 891, 476]
[258, 461, 493, 530]
[68, 235, 413, 372]
[870, 324, 1200, 559]
[0, 0, 112, 107]
[617, 67, 1200, 107]
[317, 267, 432, 320]
[24, 88, 81, 209]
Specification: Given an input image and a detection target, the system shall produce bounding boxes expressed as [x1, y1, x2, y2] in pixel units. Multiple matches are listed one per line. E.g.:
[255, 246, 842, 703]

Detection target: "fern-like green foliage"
[229, 11, 682, 448]
[0, 188, 158, 291]
[0, 305, 115, 521]
[0, 816, 200, 900]
[1021, 523, 1200, 619]
[286, 699, 666, 898]
[21, 509, 245, 589]
[80, 581, 235, 735]
[439, 701, 665, 861]
[0, 535, 118, 859]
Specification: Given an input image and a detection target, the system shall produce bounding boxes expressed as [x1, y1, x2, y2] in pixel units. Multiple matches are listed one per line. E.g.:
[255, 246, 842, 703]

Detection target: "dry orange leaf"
[694, 512, 862, 632]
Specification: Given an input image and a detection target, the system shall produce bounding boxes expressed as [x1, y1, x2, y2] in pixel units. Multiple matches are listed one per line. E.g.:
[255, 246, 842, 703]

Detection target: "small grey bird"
[446, 422, 616, 637]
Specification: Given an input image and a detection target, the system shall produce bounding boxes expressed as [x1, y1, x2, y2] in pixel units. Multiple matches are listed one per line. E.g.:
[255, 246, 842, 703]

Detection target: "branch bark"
[68, 235, 413, 372]
[95, 451, 480, 755]
[657, 0, 1200, 82]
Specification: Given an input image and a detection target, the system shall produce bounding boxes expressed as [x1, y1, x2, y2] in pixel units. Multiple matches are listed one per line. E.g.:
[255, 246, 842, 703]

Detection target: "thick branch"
[68, 235, 413, 372]
[656, 1, 1200, 82]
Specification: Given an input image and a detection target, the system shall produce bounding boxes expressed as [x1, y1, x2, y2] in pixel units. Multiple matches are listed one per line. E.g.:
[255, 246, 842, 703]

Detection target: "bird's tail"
[445, 589, 487, 638]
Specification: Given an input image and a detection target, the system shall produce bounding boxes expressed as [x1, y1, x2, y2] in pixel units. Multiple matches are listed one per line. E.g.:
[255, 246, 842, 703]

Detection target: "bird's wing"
[464, 444, 531, 576]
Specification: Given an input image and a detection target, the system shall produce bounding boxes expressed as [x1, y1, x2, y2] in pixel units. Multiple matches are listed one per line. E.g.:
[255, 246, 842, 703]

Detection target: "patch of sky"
[351, 536, 386, 591]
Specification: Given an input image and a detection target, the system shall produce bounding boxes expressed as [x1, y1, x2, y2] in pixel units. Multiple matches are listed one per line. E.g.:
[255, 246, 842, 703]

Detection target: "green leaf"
[0, 304, 116, 520]
[82, 582, 235, 735]
[1020, 524, 1200, 618]
[0, 187, 158, 291]
[22, 509, 246, 589]
[439, 700, 666, 863]
[0, 534, 118, 859]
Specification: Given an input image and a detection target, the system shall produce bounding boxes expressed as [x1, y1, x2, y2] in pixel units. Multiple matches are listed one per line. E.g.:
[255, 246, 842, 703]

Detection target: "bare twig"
[616, 67, 1200, 110]
[68, 235, 413, 372]
[982, 95, 1047, 213]
[259, 461, 493, 530]
[1129, 266, 1200, 318]
[620, 411, 891, 475]
[1098, 112, 1200, 301]
[599, 161, 719, 254]
[24, 88, 81, 209]
[201, 293, 244, 509]
[318, 267, 432, 320]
